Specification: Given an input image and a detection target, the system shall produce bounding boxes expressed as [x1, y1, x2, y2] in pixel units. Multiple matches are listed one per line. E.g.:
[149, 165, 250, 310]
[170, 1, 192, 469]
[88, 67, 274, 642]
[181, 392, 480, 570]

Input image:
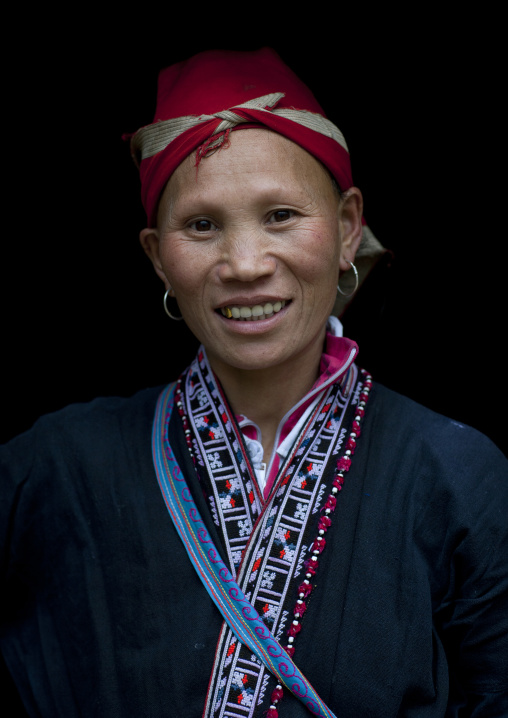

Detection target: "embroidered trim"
[203, 372, 348, 716]
[175, 351, 359, 717]
[182, 350, 263, 574]
[208, 372, 363, 717]
[151, 382, 338, 718]
[153, 343, 372, 717]
[267, 370, 373, 716]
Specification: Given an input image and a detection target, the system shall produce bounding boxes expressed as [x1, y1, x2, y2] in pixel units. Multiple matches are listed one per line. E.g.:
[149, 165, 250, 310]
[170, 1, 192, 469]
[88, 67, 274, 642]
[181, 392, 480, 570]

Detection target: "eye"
[269, 209, 293, 223]
[190, 219, 217, 232]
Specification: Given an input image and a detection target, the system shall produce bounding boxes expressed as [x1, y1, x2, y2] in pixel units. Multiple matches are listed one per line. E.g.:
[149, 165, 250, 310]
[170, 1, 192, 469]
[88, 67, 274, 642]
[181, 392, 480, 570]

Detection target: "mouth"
[218, 300, 288, 321]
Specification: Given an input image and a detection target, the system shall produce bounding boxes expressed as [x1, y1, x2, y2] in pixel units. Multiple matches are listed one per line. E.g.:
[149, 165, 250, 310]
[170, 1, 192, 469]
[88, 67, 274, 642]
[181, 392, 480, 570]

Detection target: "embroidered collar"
[166, 339, 370, 717]
[236, 316, 358, 496]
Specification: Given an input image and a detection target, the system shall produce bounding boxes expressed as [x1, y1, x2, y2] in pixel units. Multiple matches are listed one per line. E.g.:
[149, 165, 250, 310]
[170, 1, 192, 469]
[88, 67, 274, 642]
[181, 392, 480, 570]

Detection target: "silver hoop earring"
[337, 261, 359, 297]
[163, 289, 184, 321]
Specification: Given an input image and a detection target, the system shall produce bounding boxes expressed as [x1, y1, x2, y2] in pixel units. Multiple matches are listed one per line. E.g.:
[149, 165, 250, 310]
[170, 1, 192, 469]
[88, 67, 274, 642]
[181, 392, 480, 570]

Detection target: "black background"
[2, 11, 506, 457]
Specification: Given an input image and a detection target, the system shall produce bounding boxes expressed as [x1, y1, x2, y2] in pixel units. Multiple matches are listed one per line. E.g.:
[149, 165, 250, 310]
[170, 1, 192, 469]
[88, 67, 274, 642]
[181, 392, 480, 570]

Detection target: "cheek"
[295, 229, 341, 283]
[159, 242, 207, 297]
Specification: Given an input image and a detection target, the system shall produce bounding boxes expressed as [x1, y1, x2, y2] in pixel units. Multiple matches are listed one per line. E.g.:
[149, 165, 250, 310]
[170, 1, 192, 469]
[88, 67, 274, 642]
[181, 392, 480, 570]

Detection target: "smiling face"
[141, 129, 362, 382]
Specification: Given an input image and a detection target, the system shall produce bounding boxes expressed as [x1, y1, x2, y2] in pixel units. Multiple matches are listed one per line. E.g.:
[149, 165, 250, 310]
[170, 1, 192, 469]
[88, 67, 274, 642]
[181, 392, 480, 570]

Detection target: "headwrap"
[127, 48, 389, 314]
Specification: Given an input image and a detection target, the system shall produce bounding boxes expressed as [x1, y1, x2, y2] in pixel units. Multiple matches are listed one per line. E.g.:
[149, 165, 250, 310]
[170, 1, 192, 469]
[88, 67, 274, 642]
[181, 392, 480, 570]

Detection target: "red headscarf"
[128, 48, 354, 227]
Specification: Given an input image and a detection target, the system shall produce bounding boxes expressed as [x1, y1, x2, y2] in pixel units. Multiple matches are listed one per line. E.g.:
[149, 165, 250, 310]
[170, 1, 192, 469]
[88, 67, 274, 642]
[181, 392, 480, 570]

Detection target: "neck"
[208, 337, 325, 461]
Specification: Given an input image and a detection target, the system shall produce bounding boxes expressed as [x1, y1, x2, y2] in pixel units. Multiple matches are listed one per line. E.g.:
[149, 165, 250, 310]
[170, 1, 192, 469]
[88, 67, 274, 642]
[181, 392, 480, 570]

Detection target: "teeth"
[221, 300, 286, 320]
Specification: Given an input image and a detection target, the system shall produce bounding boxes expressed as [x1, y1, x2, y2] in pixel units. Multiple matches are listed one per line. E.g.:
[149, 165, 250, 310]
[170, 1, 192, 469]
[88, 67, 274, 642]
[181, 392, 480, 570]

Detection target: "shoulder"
[8, 385, 163, 439]
[0, 385, 173, 549]
[361, 380, 508, 521]
[368, 380, 505, 464]
[0, 385, 167, 483]
[359, 381, 508, 601]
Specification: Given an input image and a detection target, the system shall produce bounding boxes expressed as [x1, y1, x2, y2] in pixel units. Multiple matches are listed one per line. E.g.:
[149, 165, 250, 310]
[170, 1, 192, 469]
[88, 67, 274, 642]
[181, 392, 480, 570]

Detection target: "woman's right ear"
[139, 228, 169, 288]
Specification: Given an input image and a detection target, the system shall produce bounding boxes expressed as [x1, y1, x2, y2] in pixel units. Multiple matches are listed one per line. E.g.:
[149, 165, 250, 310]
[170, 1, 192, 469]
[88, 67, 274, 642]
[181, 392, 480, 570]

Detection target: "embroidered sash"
[152, 381, 338, 717]
[152, 347, 368, 716]
[186, 353, 358, 717]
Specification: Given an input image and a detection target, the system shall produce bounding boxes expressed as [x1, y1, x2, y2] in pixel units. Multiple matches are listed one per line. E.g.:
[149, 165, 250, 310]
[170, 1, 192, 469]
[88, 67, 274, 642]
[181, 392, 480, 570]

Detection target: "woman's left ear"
[139, 228, 170, 290]
[338, 187, 364, 271]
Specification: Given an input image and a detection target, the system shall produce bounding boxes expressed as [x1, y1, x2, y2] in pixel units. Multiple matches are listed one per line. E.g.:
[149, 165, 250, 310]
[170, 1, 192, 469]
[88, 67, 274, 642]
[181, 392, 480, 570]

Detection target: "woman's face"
[141, 129, 362, 378]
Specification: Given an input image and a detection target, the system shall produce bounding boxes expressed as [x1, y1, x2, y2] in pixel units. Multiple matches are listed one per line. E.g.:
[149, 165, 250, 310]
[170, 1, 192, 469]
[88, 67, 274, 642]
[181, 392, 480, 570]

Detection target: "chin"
[207, 338, 312, 377]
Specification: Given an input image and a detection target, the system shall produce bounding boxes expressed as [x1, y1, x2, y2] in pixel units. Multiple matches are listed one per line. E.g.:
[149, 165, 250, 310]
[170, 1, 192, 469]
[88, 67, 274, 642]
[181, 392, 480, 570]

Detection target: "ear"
[139, 228, 171, 290]
[338, 187, 364, 272]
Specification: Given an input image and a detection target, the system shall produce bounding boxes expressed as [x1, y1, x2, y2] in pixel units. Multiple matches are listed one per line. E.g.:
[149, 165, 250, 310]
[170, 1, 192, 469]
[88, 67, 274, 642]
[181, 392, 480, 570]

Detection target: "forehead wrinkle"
[159, 128, 338, 224]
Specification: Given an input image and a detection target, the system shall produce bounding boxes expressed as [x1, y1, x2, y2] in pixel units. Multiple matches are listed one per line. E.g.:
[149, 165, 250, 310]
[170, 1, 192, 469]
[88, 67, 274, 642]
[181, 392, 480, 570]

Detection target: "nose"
[217, 229, 276, 283]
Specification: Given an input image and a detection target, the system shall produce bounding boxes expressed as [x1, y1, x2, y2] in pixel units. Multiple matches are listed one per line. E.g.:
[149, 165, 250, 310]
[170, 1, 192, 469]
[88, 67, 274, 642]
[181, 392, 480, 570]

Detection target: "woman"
[1, 48, 507, 717]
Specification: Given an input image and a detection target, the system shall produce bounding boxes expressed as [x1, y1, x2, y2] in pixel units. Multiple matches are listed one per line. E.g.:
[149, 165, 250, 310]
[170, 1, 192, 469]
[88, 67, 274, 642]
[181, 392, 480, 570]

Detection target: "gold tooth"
[225, 307, 232, 318]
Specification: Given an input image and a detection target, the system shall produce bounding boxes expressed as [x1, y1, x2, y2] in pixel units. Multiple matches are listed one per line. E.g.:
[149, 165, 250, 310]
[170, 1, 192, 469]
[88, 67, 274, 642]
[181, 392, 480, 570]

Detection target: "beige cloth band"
[131, 93, 349, 163]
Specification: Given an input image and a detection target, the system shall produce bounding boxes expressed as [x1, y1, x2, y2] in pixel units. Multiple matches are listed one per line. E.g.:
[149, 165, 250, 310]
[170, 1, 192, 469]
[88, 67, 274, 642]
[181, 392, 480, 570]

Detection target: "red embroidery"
[337, 456, 351, 471]
[318, 516, 332, 530]
[294, 601, 307, 618]
[276, 371, 372, 716]
[287, 622, 302, 637]
[175, 360, 372, 718]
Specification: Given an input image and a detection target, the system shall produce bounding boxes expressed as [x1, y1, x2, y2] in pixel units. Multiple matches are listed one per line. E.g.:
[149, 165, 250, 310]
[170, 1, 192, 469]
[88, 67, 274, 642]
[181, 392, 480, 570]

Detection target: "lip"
[214, 295, 290, 309]
[215, 299, 291, 332]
